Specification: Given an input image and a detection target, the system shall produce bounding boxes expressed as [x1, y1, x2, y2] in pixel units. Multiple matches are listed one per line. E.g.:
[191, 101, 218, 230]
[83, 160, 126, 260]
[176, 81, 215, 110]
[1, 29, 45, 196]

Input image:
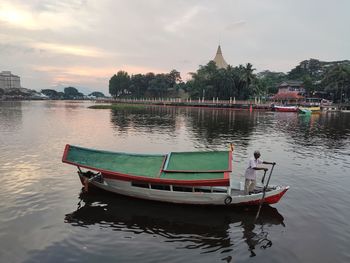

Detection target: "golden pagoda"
[213, 45, 228, 69]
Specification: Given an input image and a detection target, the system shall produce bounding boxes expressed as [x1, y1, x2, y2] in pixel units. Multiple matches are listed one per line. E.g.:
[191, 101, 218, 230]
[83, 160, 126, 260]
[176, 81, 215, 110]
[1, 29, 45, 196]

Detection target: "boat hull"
[299, 106, 321, 112]
[274, 106, 298, 112]
[80, 173, 289, 206]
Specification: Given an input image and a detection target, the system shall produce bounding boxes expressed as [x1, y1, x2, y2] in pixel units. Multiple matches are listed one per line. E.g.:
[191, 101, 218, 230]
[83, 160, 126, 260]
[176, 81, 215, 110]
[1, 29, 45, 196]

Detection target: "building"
[0, 71, 21, 90]
[212, 45, 229, 69]
[272, 81, 305, 104]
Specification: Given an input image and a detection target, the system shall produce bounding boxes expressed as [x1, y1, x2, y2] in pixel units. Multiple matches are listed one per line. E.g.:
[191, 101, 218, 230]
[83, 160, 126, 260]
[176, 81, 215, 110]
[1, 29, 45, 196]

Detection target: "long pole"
[255, 164, 276, 221]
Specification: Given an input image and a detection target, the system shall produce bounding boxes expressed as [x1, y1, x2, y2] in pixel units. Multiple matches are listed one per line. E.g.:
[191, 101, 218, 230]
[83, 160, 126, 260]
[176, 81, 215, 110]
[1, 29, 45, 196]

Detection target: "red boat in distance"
[273, 105, 298, 112]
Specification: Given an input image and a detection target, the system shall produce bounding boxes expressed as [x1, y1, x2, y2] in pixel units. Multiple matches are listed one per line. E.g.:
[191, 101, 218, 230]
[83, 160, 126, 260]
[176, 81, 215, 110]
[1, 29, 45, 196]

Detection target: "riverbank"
[96, 98, 272, 110]
[92, 98, 350, 112]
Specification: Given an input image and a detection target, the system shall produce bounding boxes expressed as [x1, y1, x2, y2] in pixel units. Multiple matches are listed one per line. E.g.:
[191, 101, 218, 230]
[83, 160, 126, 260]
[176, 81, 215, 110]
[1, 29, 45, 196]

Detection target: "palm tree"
[240, 63, 256, 99]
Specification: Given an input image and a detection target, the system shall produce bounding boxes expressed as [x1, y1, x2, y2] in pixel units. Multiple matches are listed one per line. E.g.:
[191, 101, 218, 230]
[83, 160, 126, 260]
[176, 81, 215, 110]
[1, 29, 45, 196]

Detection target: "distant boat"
[299, 106, 320, 113]
[340, 105, 350, 113]
[62, 144, 289, 206]
[273, 105, 298, 112]
[298, 108, 312, 115]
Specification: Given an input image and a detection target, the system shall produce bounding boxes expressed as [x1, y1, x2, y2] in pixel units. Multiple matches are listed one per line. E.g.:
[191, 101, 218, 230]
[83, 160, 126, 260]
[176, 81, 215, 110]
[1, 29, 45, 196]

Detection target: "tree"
[240, 63, 256, 99]
[302, 75, 314, 96]
[41, 89, 59, 98]
[109, 71, 130, 98]
[89, 91, 105, 98]
[168, 69, 182, 84]
[64, 87, 82, 99]
[256, 71, 287, 95]
[322, 65, 350, 102]
[186, 61, 259, 100]
[129, 74, 148, 98]
[148, 74, 169, 97]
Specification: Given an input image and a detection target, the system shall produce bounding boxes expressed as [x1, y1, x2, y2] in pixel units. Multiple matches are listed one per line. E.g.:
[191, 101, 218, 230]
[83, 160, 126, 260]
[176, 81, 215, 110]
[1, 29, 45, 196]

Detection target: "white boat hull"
[80, 174, 289, 206]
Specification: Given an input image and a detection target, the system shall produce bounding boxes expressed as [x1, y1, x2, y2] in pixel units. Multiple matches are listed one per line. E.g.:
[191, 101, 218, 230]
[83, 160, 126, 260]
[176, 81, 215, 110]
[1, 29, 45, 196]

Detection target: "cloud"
[164, 6, 204, 33]
[33, 43, 109, 58]
[0, 33, 110, 58]
[0, 1, 88, 31]
[225, 20, 246, 31]
[0, 3, 38, 30]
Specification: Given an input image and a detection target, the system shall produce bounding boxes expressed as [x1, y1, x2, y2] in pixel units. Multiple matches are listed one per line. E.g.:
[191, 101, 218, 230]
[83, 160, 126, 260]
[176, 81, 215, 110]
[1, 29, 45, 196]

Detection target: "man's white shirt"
[244, 157, 263, 180]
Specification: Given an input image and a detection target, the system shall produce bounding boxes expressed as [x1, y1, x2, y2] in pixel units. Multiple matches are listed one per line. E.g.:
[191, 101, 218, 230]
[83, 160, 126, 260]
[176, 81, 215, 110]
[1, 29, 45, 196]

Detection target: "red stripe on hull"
[275, 108, 298, 112]
[240, 188, 289, 205]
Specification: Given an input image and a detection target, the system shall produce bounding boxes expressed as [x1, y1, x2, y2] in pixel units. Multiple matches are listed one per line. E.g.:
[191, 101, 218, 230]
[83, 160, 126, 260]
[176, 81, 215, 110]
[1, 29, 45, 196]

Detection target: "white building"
[0, 71, 21, 89]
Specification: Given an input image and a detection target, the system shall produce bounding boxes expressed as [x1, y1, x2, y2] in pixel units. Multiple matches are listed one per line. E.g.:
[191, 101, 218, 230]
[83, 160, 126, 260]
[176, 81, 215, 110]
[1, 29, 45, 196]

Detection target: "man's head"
[254, 150, 261, 159]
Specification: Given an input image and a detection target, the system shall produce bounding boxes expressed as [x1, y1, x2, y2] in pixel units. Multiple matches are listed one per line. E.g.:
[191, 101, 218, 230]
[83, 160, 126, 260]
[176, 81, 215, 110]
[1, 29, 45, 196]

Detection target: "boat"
[273, 105, 298, 112]
[62, 144, 289, 206]
[299, 106, 321, 113]
[321, 105, 339, 113]
[298, 108, 312, 115]
[340, 105, 350, 113]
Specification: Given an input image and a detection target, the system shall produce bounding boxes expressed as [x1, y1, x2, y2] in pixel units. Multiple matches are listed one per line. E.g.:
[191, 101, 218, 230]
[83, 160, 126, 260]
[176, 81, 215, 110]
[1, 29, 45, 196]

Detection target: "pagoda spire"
[213, 45, 228, 69]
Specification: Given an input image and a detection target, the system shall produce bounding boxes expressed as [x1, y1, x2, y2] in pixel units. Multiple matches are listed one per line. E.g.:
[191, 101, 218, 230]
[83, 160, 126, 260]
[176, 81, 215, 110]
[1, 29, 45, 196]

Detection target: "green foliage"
[302, 75, 314, 95]
[257, 71, 287, 95]
[64, 86, 79, 95]
[41, 89, 61, 99]
[62, 87, 84, 99]
[186, 61, 256, 100]
[109, 71, 130, 98]
[321, 65, 350, 102]
[108, 69, 182, 98]
[89, 91, 105, 98]
[107, 59, 350, 102]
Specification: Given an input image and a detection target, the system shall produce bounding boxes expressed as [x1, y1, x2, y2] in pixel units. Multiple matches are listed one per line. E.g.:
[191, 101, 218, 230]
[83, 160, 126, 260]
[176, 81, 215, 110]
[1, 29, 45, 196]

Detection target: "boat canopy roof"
[62, 144, 232, 186]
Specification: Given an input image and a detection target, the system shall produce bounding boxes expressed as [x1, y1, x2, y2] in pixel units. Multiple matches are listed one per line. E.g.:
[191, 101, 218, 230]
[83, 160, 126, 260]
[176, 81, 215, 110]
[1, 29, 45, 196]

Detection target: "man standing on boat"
[244, 151, 275, 195]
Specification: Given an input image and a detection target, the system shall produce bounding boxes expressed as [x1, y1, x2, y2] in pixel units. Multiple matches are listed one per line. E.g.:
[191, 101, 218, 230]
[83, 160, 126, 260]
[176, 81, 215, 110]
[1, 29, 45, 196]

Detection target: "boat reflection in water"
[65, 188, 285, 259]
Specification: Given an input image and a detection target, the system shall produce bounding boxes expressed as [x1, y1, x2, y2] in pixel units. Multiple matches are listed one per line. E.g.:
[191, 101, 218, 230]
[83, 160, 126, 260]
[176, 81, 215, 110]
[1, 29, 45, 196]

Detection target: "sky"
[0, 0, 349, 94]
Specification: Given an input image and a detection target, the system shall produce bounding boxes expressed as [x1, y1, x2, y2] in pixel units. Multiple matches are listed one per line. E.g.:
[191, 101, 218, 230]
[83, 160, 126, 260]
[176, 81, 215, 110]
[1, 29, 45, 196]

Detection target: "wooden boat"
[299, 106, 321, 112]
[62, 144, 289, 206]
[298, 108, 312, 115]
[273, 105, 298, 112]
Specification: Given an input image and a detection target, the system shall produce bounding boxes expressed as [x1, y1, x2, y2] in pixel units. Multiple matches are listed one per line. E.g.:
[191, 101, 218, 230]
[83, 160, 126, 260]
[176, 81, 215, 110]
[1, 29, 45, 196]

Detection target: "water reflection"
[109, 107, 260, 148]
[0, 101, 23, 132]
[274, 112, 350, 150]
[110, 107, 177, 134]
[184, 108, 257, 147]
[109, 106, 350, 152]
[65, 188, 285, 258]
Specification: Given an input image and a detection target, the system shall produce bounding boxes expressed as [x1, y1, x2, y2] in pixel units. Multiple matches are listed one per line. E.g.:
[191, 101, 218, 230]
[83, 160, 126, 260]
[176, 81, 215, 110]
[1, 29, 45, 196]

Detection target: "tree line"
[109, 59, 350, 102]
[41, 87, 105, 99]
[109, 70, 182, 99]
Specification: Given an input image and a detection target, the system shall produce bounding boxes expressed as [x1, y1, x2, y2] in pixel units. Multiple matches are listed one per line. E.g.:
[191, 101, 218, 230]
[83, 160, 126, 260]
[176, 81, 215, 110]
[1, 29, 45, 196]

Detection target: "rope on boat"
[78, 169, 103, 193]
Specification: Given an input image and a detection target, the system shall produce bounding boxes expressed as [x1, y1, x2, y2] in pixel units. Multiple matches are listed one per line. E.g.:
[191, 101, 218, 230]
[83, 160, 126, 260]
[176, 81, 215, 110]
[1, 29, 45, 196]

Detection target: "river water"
[0, 101, 349, 263]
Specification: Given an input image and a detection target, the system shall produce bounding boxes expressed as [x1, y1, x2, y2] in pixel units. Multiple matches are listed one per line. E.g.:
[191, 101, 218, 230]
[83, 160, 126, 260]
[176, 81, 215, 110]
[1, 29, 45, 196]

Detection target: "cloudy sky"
[0, 0, 349, 94]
